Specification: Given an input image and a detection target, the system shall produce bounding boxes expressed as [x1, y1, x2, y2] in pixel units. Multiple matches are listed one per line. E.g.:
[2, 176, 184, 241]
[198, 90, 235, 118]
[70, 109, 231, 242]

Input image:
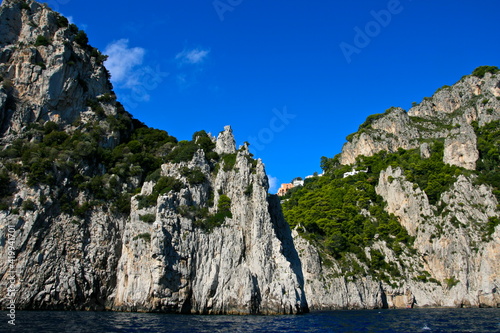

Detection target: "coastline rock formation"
[111, 133, 307, 314]
[0, 0, 114, 136]
[0, 0, 307, 314]
[287, 70, 500, 310]
[339, 73, 500, 169]
[0, 0, 499, 314]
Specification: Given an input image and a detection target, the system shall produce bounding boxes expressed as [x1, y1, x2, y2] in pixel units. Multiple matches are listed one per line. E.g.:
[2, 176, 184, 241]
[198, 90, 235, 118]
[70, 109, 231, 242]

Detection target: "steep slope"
[0, 0, 308, 314]
[284, 67, 500, 310]
[339, 68, 500, 168]
[1, 0, 498, 314]
[111, 128, 307, 314]
[0, 0, 114, 137]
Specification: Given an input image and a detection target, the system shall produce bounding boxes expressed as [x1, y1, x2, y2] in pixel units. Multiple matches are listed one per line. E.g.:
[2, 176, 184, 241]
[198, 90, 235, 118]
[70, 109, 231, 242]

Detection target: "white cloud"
[268, 175, 279, 194]
[104, 39, 145, 87]
[175, 48, 210, 65]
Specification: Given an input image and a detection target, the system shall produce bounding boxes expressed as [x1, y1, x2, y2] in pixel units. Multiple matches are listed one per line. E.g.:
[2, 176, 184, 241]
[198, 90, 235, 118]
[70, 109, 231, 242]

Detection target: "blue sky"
[36, 0, 500, 192]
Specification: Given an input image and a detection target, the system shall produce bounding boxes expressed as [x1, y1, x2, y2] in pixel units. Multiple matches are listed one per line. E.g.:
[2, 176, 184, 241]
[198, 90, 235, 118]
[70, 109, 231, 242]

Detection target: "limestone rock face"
[340, 108, 420, 165]
[1, 0, 499, 314]
[292, 71, 500, 310]
[215, 125, 236, 155]
[339, 74, 500, 167]
[377, 167, 500, 308]
[0, 127, 308, 314]
[111, 141, 307, 314]
[443, 124, 479, 170]
[293, 231, 387, 310]
[0, 1, 308, 315]
[316, 69, 500, 309]
[0, 0, 114, 137]
[294, 165, 500, 310]
[0, 182, 125, 310]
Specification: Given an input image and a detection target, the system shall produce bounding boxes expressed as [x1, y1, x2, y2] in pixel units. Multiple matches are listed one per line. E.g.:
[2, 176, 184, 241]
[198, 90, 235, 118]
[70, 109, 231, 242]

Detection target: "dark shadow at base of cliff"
[267, 194, 309, 313]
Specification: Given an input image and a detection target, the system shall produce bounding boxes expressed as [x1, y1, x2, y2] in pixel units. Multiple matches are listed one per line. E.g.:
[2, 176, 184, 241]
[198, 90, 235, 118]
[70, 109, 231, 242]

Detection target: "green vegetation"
[471, 66, 499, 78]
[35, 35, 50, 47]
[435, 85, 451, 94]
[74, 30, 89, 48]
[284, 104, 500, 280]
[137, 176, 183, 209]
[0, 89, 231, 220]
[98, 93, 113, 103]
[0, 169, 13, 211]
[217, 194, 232, 215]
[192, 194, 232, 232]
[56, 15, 69, 28]
[21, 199, 36, 211]
[358, 112, 385, 131]
[283, 166, 414, 263]
[133, 233, 151, 242]
[473, 120, 500, 201]
[193, 130, 218, 160]
[90, 47, 108, 65]
[221, 153, 237, 171]
[444, 276, 459, 289]
[484, 217, 500, 240]
[244, 184, 253, 196]
[181, 167, 206, 185]
[166, 130, 218, 164]
[139, 214, 156, 223]
[86, 99, 105, 117]
[346, 108, 400, 142]
[283, 139, 469, 277]
[0, 169, 11, 197]
[0, 109, 174, 213]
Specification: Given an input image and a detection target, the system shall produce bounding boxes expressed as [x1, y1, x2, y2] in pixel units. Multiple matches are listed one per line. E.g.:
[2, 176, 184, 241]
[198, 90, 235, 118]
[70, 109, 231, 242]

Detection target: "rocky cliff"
[339, 72, 500, 169]
[1, 0, 499, 314]
[285, 67, 500, 310]
[111, 130, 307, 314]
[0, 0, 115, 137]
[293, 165, 499, 310]
[0, 0, 307, 314]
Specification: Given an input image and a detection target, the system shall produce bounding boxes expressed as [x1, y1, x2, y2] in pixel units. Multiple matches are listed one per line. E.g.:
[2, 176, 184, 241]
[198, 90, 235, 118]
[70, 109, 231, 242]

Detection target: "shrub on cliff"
[34, 35, 50, 47]
[283, 139, 466, 264]
[472, 66, 499, 78]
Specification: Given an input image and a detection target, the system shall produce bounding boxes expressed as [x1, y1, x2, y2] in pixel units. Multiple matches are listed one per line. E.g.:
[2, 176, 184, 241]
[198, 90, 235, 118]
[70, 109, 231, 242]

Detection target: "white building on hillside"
[343, 168, 368, 178]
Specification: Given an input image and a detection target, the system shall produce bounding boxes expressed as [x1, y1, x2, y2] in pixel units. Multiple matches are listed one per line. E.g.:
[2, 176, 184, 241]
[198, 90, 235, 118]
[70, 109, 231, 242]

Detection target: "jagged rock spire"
[215, 125, 236, 155]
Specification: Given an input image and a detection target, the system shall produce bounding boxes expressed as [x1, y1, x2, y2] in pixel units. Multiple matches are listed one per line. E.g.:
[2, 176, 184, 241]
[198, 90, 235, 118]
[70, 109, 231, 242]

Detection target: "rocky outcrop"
[339, 74, 500, 168]
[0, 1, 307, 314]
[340, 108, 420, 165]
[0, 126, 308, 314]
[293, 68, 500, 310]
[294, 165, 500, 310]
[111, 129, 307, 314]
[0, 0, 115, 138]
[215, 125, 236, 155]
[377, 167, 500, 308]
[443, 124, 479, 170]
[0, 0, 499, 314]
[293, 232, 387, 310]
